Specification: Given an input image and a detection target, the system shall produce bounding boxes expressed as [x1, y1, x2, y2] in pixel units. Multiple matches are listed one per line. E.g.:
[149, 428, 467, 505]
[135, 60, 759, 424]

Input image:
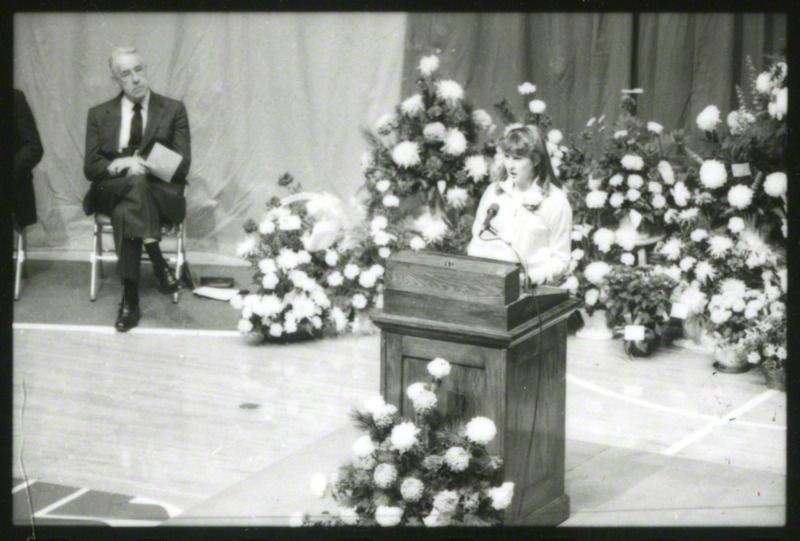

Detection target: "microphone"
[482, 203, 500, 233]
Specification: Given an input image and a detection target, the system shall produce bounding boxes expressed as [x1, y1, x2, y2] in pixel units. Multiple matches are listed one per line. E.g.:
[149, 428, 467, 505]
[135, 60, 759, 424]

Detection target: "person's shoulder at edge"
[545, 184, 570, 207]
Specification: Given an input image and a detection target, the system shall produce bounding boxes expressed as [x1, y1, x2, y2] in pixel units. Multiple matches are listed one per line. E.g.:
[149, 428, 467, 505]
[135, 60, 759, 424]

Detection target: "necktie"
[129, 102, 143, 153]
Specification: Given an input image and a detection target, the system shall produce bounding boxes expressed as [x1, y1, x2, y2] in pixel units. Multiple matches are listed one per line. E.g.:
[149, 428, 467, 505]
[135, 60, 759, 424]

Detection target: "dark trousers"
[90, 175, 186, 281]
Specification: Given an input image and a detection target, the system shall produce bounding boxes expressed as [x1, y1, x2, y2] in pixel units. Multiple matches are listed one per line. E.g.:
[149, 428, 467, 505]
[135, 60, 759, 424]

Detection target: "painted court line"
[13, 322, 241, 338]
[567, 374, 784, 432]
[662, 390, 779, 456]
[12, 479, 37, 494]
[34, 487, 91, 517]
[30, 512, 162, 527]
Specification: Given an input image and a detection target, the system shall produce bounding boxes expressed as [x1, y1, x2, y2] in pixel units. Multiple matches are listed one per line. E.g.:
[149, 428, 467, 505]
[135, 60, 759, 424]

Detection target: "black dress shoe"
[154, 266, 182, 294]
[115, 300, 140, 332]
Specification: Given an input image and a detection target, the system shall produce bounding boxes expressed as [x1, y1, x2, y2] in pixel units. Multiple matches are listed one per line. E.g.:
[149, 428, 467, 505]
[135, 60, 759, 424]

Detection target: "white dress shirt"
[118, 91, 150, 152]
[467, 179, 573, 285]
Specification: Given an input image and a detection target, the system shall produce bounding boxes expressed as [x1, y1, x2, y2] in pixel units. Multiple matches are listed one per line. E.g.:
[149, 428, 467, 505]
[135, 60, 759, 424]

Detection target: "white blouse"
[467, 180, 573, 285]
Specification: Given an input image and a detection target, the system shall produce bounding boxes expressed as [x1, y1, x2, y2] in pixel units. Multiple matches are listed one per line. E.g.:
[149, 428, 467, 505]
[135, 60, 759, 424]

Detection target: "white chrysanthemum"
[678, 207, 699, 222]
[592, 228, 615, 253]
[436, 79, 464, 104]
[379, 247, 392, 259]
[696, 105, 721, 131]
[651, 194, 667, 209]
[608, 192, 625, 209]
[679, 256, 696, 272]
[571, 248, 584, 261]
[585, 288, 599, 306]
[445, 187, 469, 209]
[584, 261, 611, 285]
[690, 229, 708, 242]
[444, 446, 471, 472]
[678, 285, 708, 315]
[296, 250, 311, 265]
[375, 505, 403, 527]
[627, 188, 641, 201]
[615, 228, 638, 251]
[413, 212, 449, 243]
[427, 358, 451, 379]
[547, 129, 563, 144]
[694, 261, 716, 283]
[390, 421, 420, 453]
[609, 174, 624, 187]
[621, 154, 644, 171]
[363, 395, 385, 417]
[342, 264, 360, 280]
[464, 155, 488, 180]
[358, 270, 378, 289]
[237, 318, 253, 334]
[423, 508, 448, 527]
[487, 482, 515, 510]
[419, 54, 440, 76]
[409, 236, 426, 251]
[528, 99, 546, 114]
[614, 129, 628, 139]
[747, 351, 761, 364]
[707, 235, 734, 258]
[236, 235, 258, 258]
[269, 323, 283, 337]
[373, 230, 394, 247]
[442, 128, 468, 156]
[258, 295, 284, 318]
[433, 490, 459, 514]
[326, 271, 344, 287]
[659, 237, 683, 261]
[621, 252, 636, 266]
[382, 194, 400, 207]
[517, 82, 537, 95]
[392, 141, 421, 168]
[352, 293, 368, 310]
[258, 258, 277, 275]
[400, 477, 424, 502]
[261, 273, 279, 290]
[647, 181, 663, 194]
[472, 109, 493, 131]
[310, 472, 327, 498]
[671, 181, 691, 207]
[561, 275, 579, 294]
[466, 416, 497, 445]
[647, 121, 664, 134]
[588, 176, 602, 190]
[709, 308, 732, 324]
[410, 388, 438, 413]
[320, 250, 337, 268]
[401, 93, 425, 116]
[373, 463, 398, 489]
[720, 278, 747, 298]
[627, 174, 644, 189]
[374, 113, 396, 134]
[329, 306, 348, 332]
[756, 72, 772, 93]
[276, 248, 299, 270]
[699, 160, 727, 189]
[728, 217, 746, 234]
[258, 217, 276, 235]
[772, 87, 787, 120]
[406, 382, 428, 402]
[585, 190, 608, 209]
[763, 172, 787, 197]
[373, 403, 398, 428]
[727, 184, 753, 209]
[658, 160, 675, 185]
[423, 122, 447, 140]
[230, 294, 244, 310]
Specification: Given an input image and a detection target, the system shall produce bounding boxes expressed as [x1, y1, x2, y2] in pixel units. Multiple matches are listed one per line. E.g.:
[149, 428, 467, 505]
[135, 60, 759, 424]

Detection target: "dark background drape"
[403, 13, 787, 137]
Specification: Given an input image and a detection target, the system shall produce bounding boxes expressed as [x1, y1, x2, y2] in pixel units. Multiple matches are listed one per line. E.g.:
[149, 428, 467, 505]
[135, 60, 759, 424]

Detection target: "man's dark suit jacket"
[14, 89, 44, 228]
[83, 91, 191, 214]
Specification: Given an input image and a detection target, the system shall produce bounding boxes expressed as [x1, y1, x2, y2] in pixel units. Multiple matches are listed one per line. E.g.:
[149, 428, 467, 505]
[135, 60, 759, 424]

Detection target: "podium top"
[389, 250, 519, 277]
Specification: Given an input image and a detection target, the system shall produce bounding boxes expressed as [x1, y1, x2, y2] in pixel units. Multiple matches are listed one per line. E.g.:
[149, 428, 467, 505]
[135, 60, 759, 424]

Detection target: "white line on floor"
[662, 390, 779, 456]
[13, 323, 241, 338]
[567, 374, 784, 431]
[33, 487, 90, 516]
[30, 512, 162, 527]
[12, 479, 37, 494]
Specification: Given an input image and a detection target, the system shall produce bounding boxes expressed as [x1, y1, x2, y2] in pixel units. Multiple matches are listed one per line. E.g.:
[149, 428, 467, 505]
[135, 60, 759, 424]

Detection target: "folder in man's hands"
[145, 142, 182, 182]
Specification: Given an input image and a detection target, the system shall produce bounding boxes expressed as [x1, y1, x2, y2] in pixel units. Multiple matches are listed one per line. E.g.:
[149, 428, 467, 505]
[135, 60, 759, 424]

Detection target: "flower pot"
[623, 328, 659, 357]
[576, 309, 614, 340]
[762, 364, 786, 391]
[712, 345, 750, 373]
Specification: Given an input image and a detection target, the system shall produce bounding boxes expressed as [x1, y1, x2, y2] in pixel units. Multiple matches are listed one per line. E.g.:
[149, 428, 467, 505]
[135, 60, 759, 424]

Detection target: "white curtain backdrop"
[14, 12, 407, 255]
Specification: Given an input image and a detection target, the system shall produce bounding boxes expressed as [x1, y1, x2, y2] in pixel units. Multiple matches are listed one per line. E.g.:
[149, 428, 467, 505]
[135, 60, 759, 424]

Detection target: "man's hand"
[107, 156, 147, 176]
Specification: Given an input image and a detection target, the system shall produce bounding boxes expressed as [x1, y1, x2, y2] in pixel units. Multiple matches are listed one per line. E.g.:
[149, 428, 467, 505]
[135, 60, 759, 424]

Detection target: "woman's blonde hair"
[494, 124, 559, 188]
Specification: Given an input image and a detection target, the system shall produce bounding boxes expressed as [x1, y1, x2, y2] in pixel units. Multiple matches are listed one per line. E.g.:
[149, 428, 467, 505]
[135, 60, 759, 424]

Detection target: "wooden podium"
[372, 251, 580, 525]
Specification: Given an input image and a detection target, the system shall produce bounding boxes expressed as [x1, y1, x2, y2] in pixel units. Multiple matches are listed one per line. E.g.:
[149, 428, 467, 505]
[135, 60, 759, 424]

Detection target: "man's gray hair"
[109, 46, 142, 74]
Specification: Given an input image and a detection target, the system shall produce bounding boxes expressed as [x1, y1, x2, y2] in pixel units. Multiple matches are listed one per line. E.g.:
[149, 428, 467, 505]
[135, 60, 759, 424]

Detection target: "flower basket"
[575, 308, 613, 340]
[713, 345, 750, 374]
[622, 327, 659, 357]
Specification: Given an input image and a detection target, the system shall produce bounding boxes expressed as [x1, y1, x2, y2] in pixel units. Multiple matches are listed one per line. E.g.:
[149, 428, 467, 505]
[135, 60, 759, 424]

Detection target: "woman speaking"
[467, 124, 572, 286]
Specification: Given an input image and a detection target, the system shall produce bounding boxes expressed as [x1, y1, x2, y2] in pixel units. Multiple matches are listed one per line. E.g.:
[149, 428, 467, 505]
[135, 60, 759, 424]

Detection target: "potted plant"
[603, 264, 679, 357]
[741, 309, 786, 390]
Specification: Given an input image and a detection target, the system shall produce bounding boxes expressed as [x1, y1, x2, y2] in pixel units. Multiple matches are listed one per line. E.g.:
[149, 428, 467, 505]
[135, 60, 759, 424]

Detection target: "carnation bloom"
[592, 227, 615, 252]
[352, 293, 368, 310]
[571, 248, 584, 261]
[727, 184, 754, 209]
[382, 194, 400, 207]
[647, 121, 664, 134]
[400, 477, 425, 502]
[699, 160, 728, 189]
[466, 416, 497, 445]
[615, 228, 637, 251]
[423, 122, 447, 140]
[375, 179, 391, 193]
[358, 271, 378, 289]
[671, 181, 691, 207]
[487, 482, 515, 510]
[442, 128, 468, 155]
[763, 172, 787, 197]
[390, 421, 420, 452]
[586, 190, 608, 209]
[427, 358, 451, 379]
[621, 154, 644, 171]
[584, 261, 611, 285]
[651, 194, 667, 209]
[609, 174, 624, 187]
[529, 99, 547, 114]
[609, 192, 625, 208]
[648, 181, 663, 194]
[517, 82, 537, 95]
[435, 79, 465, 104]
[374, 505, 403, 527]
[444, 446, 471, 472]
[419, 54, 440, 76]
[627, 174, 644, 189]
[627, 188, 641, 201]
[374, 463, 398, 489]
[326, 271, 344, 287]
[392, 141, 421, 168]
[696, 104, 721, 131]
[379, 247, 392, 259]
[401, 93, 425, 116]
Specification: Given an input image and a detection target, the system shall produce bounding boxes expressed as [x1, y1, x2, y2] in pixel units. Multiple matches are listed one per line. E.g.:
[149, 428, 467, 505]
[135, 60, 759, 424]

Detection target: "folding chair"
[90, 214, 188, 303]
[13, 226, 26, 301]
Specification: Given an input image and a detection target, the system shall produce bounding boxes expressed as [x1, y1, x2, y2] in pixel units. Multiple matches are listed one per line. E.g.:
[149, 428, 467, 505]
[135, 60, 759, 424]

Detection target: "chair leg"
[14, 230, 24, 301]
[173, 225, 185, 304]
[98, 227, 105, 279]
[90, 223, 100, 301]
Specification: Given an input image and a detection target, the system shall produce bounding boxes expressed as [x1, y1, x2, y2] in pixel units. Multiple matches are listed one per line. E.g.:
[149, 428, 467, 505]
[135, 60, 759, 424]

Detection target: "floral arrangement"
[740, 308, 787, 390]
[300, 357, 514, 527]
[360, 54, 495, 259]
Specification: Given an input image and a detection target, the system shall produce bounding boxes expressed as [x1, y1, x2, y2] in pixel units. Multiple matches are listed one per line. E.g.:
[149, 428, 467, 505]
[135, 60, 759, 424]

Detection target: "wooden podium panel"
[374, 251, 579, 525]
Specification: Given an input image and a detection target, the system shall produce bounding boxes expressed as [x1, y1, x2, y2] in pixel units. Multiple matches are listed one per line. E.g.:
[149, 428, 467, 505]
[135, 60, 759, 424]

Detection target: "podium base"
[512, 494, 570, 525]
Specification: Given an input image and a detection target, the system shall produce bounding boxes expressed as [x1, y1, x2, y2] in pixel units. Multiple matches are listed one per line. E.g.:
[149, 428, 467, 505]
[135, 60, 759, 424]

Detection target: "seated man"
[83, 46, 191, 332]
[13, 88, 44, 230]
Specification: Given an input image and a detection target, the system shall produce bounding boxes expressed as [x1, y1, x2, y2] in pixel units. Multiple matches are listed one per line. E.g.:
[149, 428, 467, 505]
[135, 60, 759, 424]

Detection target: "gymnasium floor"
[11, 259, 786, 527]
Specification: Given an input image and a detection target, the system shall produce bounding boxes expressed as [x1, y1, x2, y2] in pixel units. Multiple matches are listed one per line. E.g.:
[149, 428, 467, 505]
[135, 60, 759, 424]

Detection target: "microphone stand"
[479, 225, 533, 297]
